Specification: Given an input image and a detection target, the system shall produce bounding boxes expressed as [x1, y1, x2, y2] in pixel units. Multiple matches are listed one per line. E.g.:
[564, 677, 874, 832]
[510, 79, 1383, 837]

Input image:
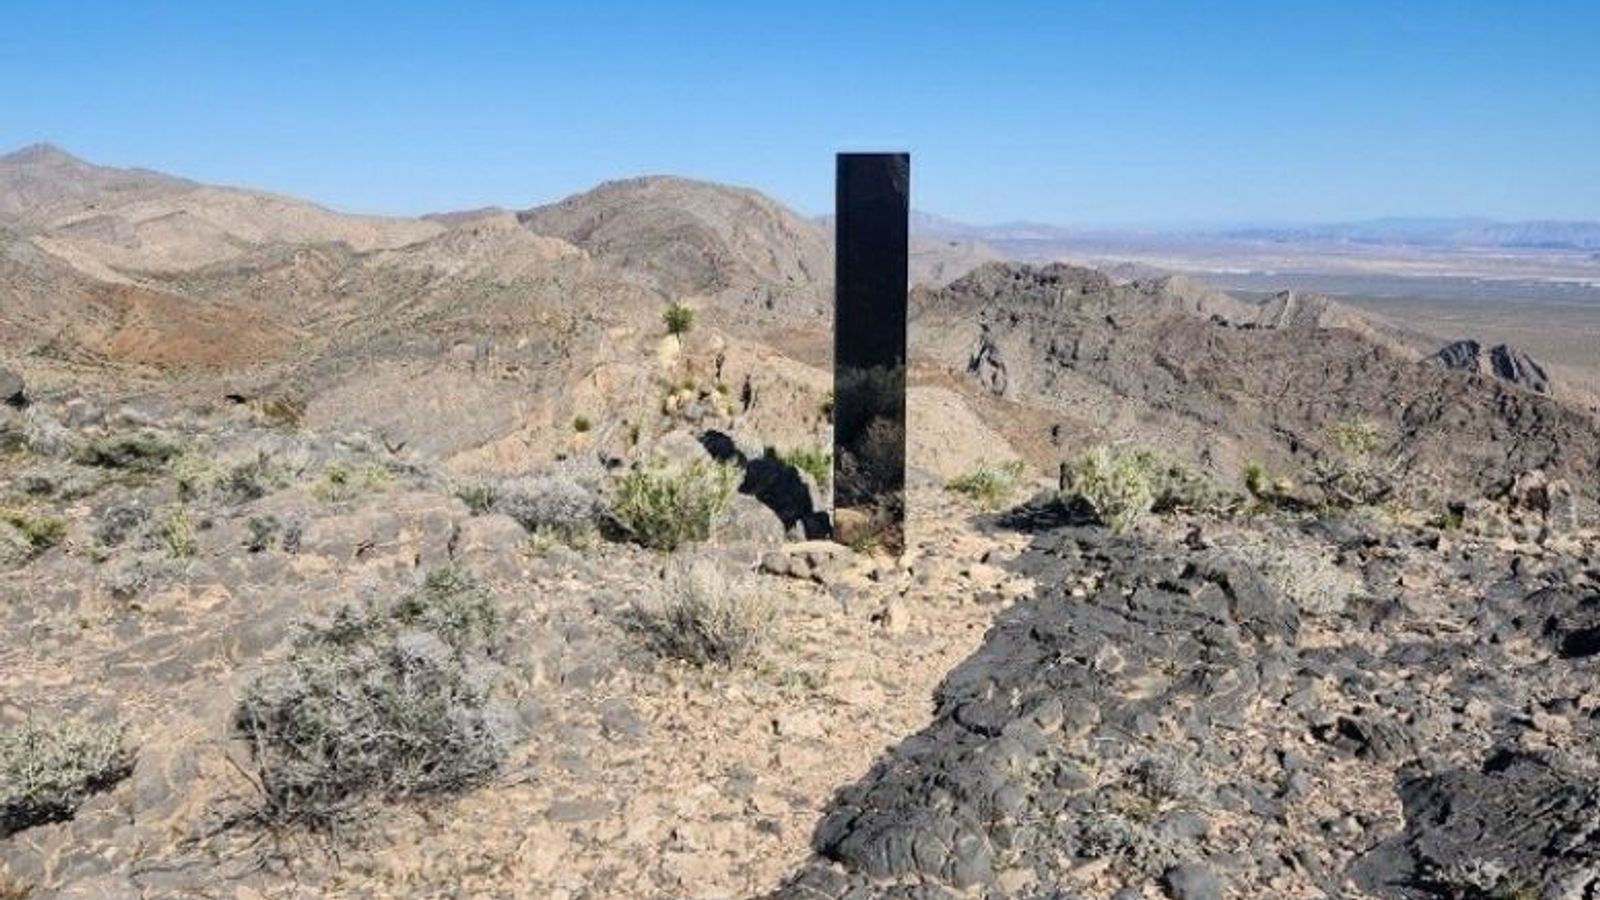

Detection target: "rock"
[717, 494, 786, 547]
[0, 366, 25, 408]
[1428, 339, 1551, 395]
[1351, 751, 1600, 898]
[1163, 862, 1224, 900]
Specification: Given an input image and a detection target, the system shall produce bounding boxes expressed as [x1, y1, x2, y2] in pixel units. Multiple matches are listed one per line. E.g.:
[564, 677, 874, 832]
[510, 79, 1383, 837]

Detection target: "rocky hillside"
[4, 147, 1600, 900]
[911, 262, 1600, 509]
[520, 175, 833, 328]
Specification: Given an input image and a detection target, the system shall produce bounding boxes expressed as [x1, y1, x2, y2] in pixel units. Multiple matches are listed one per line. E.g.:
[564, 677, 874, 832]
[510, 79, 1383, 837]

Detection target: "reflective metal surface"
[833, 153, 909, 555]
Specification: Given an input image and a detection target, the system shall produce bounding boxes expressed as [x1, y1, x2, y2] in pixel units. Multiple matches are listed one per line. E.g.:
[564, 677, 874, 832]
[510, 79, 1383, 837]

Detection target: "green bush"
[160, 507, 197, 559]
[947, 460, 1026, 509]
[663, 302, 695, 337]
[1312, 417, 1398, 508]
[630, 558, 770, 666]
[612, 458, 739, 551]
[219, 452, 290, 504]
[1061, 447, 1156, 533]
[454, 478, 502, 515]
[75, 432, 181, 472]
[774, 446, 832, 489]
[235, 566, 508, 827]
[0, 717, 134, 837]
[572, 415, 593, 433]
[0, 510, 66, 555]
[312, 462, 392, 503]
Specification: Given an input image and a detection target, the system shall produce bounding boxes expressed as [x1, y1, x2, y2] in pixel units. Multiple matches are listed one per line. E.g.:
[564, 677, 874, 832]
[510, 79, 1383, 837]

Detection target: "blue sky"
[4, 1, 1598, 225]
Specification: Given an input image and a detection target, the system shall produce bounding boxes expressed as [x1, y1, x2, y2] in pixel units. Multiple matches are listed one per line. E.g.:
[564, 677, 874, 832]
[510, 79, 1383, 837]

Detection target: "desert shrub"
[0, 511, 66, 555]
[12, 409, 74, 458]
[95, 503, 148, 548]
[312, 462, 392, 503]
[159, 507, 198, 559]
[1062, 447, 1157, 533]
[947, 459, 1026, 509]
[243, 515, 281, 553]
[1259, 546, 1361, 616]
[1078, 811, 1190, 873]
[453, 478, 501, 515]
[1311, 417, 1399, 508]
[235, 566, 509, 827]
[773, 446, 832, 489]
[74, 432, 180, 472]
[494, 474, 603, 543]
[105, 557, 157, 600]
[820, 390, 835, 422]
[612, 458, 739, 551]
[171, 453, 218, 500]
[1062, 447, 1230, 531]
[663, 302, 695, 337]
[256, 395, 306, 430]
[630, 558, 770, 666]
[572, 415, 593, 433]
[0, 717, 134, 837]
[219, 452, 289, 504]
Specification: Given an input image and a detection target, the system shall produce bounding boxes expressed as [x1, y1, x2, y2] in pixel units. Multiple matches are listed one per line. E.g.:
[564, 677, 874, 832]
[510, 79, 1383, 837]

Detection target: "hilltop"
[2, 146, 1599, 900]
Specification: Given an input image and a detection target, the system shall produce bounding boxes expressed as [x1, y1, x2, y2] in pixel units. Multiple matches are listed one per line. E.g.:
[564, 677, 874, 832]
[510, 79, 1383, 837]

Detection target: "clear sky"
[4, 1, 1598, 225]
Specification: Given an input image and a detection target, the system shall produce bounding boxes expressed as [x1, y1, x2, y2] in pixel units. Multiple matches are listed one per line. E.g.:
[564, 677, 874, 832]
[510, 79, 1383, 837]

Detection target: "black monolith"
[833, 153, 909, 555]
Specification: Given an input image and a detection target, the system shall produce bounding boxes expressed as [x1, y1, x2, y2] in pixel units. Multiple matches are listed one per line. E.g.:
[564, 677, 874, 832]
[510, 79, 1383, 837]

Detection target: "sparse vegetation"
[1311, 416, 1399, 508]
[630, 558, 770, 666]
[663, 302, 695, 338]
[454, 478, 502, 515]
[1258, 546, 1362, 616]
[0, 717, 134, 837]
[612, 458, 738, 551]
[235, 566, 509, 828]
[219, 452, 290, 503]
[160, 507, 198, 558]
[1061, 446, 1230, 531]
[947, 459, 1026, 509]
[256, 395, 306, 430]
[773, 446, 832, 489]
[572, 415, 593, 433]
[819, 390, 835, 422]
[312, 461, 392, 503]
[94, 503, 147, 548]
[74, 432, 181, 472]
[1061, 447, 1157, 532]
[494, 474, 603, 544]
[243, 515, 281, 553]
[0, 510, 66, 555]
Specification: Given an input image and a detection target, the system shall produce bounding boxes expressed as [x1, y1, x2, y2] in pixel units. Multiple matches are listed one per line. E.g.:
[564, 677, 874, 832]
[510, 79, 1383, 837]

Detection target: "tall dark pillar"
[833, 152, 909, 555]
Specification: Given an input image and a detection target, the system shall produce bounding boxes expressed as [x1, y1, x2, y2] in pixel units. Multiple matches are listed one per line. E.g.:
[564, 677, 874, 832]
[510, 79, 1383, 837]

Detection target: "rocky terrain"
[3, 145, 1600, 899]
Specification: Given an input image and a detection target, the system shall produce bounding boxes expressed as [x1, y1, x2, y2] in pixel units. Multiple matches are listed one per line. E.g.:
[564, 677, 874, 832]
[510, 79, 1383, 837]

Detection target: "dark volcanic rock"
[1351, 751, 1600, 898]
[770, 526, 1301, 897]
[1428, 338, 1552, 395]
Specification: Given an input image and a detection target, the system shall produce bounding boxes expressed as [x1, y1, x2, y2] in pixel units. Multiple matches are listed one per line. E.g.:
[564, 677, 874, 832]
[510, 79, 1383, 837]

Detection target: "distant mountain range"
[905, 212, 1600, 251]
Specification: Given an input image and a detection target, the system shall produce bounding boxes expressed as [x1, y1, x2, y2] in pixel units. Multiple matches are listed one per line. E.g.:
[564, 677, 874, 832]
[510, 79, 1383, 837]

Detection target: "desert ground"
[3, 145, 1600, 899]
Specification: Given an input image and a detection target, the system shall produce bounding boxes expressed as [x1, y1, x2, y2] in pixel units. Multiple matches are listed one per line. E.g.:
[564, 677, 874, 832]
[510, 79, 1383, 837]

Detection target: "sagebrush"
[494, 474, 602, 542]
[235, 566, 510, 827]
[0, 717, 134, 837]
[630, 558, 770, 666]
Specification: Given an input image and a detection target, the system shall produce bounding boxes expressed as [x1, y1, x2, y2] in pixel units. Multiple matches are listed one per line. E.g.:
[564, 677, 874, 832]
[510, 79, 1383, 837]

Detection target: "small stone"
[1162, 862, 1223, 900]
